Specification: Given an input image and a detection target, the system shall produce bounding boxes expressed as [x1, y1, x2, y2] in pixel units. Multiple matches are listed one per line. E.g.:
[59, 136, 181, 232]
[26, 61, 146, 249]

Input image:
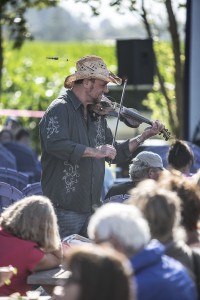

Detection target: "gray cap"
[131, 151, 164, 171]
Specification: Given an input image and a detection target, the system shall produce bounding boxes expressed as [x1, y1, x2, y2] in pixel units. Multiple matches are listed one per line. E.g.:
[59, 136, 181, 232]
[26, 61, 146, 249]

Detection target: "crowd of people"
[1, 55, 200, 300]
[0, 117, 41, 182]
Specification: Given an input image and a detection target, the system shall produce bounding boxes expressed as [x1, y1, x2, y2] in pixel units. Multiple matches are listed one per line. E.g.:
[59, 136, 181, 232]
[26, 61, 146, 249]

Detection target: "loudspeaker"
[116, 39, 154, 85]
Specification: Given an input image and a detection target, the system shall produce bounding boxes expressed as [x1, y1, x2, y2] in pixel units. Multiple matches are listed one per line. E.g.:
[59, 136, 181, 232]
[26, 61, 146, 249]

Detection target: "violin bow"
[109, 78, 128, 166]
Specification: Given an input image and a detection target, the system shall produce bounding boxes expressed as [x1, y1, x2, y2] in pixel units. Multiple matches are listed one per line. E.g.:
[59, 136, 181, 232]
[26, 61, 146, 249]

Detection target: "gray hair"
[129, 151, 164, 181]
[129, 163, 150, 181]
[88, 203, 150, 256]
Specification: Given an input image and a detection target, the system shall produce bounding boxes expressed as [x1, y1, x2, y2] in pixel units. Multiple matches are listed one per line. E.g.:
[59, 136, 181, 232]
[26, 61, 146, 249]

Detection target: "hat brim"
[64, 72, 122, 89]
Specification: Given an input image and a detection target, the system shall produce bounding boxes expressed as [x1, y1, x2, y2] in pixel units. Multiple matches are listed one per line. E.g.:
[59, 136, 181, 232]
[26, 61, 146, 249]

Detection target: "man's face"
[87, 79, 109, 105]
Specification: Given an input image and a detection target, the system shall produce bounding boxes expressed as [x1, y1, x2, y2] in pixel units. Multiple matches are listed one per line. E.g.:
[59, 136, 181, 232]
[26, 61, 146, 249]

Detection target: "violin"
[89, 96, 171, 141]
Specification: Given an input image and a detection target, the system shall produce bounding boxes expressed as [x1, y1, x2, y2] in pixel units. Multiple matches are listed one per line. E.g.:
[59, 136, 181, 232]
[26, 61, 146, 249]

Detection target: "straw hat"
[64, 55, 122, 88]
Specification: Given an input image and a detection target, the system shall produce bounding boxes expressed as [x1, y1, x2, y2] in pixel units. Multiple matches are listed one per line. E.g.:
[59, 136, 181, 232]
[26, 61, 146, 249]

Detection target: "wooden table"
[27, 267, 71, 294]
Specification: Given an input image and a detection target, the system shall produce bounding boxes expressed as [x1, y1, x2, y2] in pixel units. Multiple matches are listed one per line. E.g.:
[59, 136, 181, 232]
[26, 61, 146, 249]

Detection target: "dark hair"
[168, 140, 194, 170]
[159, 173, 200, 231]
[74, 79, 84, 85]
[4, 117, 21, 126]
[63, 245, 133, 300]
[74, 79, 95, 85]
[15, 128, 30, 141]
[0, 128, 14, 142]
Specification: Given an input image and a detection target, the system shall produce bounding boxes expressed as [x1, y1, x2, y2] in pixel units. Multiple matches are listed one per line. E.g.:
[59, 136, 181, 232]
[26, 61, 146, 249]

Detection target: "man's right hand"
[95, 145, 117, 159]
[83, 145, 116, 159]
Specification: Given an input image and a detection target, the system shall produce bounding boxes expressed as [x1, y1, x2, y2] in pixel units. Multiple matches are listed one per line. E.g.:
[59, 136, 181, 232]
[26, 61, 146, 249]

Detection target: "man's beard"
[93, 98, 100, 105]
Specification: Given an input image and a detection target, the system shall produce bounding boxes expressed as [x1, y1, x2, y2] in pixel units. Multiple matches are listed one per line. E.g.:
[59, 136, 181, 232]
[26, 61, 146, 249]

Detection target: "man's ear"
[148, 168, 154, 179]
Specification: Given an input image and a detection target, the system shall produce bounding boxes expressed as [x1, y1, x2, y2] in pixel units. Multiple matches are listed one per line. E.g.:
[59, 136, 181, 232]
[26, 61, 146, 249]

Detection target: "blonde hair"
[127, 179, 182, 243]
[0, 195, 60, 251]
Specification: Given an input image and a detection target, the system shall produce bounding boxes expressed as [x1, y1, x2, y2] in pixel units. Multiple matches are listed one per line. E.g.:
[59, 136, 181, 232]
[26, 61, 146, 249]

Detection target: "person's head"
[127, 179, 182, 243]
[0, 195, 61, 251]
[87, 203, 150, 257]
[167, 139, 194, 175]
[0, 128, 14, 144]
[158, 172, 200, 232]
[129, 151, 165, 181]
[64, 55, 122, 106]
[4, 117, 22, 134]
[53, 244, 134, 300]
[15, 127, 31, 148]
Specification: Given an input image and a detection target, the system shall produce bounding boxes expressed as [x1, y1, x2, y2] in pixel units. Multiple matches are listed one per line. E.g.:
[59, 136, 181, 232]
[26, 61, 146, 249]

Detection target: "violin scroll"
[159, 128, 171, 141]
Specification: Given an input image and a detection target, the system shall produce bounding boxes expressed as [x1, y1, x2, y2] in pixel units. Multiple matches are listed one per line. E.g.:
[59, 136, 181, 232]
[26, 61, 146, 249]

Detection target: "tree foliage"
[71, 0, 186, 138]
[0, 0, 187, 140]
[0, 0, 59, 92]
[1, 41, 117, 152]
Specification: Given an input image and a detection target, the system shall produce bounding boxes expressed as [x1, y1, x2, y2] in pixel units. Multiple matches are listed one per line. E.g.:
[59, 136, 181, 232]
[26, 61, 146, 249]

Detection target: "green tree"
[1, 41, 116, 153]
[72, 0, 186, 138]
[0, 0, 59, 94]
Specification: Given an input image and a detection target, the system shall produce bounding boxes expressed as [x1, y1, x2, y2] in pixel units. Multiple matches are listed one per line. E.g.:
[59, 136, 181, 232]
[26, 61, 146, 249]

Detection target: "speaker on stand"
[116, 39, 155, 86]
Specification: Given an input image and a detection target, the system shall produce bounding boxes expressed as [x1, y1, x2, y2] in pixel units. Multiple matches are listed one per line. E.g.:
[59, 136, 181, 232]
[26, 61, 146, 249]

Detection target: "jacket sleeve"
[39, 102, 86, 164]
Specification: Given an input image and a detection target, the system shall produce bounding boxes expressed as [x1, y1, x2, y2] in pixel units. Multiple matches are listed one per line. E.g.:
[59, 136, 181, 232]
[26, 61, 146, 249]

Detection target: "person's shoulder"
[161, 252, 195, 282]
[49, 95, 68, 109]
[133, 241, 197, 299]
[167, 240, 193, 256]
[151, 252, 196, 295]
[111, 181, 131, 189]
[105, 181, 136, 197]
[161, 254, 197, 297]
[41, 95, 71, 121]
[1, 230, 42, 250]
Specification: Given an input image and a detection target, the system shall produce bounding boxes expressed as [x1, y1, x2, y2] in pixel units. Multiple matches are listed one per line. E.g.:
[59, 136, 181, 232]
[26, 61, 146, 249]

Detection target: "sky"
[60, 0, 149, 29]
[60, 0, 186, 29]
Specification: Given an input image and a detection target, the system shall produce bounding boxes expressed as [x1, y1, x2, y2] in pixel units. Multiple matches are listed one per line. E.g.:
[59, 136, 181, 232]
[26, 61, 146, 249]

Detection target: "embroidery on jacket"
[62, 162, 80, 193]
[46, 116, 60, 139]
[94, 116, 105, 146]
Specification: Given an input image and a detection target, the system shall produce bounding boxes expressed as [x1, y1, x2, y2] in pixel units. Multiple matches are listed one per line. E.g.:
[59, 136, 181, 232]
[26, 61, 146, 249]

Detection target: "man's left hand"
[142, 120, 165, 139]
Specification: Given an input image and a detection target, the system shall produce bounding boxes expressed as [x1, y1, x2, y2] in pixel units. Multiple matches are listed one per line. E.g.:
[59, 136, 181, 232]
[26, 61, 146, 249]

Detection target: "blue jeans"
[55, 208, 91, 240]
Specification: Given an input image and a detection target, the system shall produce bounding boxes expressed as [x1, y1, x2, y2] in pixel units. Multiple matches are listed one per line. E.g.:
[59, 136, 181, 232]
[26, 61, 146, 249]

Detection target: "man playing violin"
[39, 55, 164, 239]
